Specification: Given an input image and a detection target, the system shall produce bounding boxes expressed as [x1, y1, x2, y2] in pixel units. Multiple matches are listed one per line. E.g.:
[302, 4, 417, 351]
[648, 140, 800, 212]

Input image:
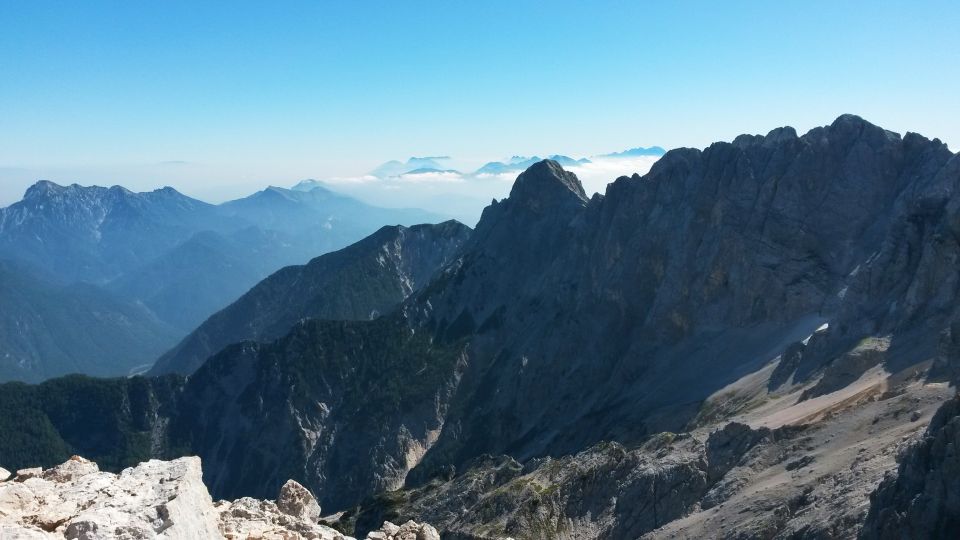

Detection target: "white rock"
[417, 523, 441, 540]
[277, 479, 322, 522]
[0, 456, 219, 538]
[0, 456, 438, 540]
[41, 455, 98, 483]
[382, 520, 401, 535]
[0, 524, 49, 539]
[365, 520, 440, 540]
[0, 467, 10, 482]
[13, 468, 41, 482]
[218, 495, 348, 540]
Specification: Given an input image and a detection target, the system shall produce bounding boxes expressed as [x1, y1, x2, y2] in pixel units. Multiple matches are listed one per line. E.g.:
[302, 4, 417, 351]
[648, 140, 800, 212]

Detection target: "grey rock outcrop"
[0, 455, 416, 539]
[862, 396, 960, 539]
[364, 520, 440, 540]
[704, 422, 772, 482]
[278, 479, 323, 523]
[349, 425, 787, 539]
[0, 456, 222, 538]
[39, 456, 99, 483]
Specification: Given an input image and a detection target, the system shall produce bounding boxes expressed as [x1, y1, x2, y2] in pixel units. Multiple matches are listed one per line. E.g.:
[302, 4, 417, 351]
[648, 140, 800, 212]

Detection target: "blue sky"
[1, 1, 958, 204]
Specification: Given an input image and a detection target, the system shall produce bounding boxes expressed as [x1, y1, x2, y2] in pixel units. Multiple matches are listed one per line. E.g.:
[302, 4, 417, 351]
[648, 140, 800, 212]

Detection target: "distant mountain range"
[369, 157, 454, 178]
[474, 154, 590, 175]
[401, 168, 460, 176]
[0, 181, 447, 382]
[361, 148, 663, 180]
[362, 154, 592, 178]
[597, 145, 667, 158]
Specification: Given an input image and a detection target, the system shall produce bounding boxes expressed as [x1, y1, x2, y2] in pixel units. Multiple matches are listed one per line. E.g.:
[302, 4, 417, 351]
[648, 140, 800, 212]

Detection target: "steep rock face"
[166, 316, 469, 509]
[152, 221, 470, 375]
[410, 115, 960, 482]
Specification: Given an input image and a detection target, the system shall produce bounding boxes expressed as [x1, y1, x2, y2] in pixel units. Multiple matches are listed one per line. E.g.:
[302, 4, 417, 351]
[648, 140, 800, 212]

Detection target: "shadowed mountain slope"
[0, 260, 180, 382]
[151, 220, 471, 375]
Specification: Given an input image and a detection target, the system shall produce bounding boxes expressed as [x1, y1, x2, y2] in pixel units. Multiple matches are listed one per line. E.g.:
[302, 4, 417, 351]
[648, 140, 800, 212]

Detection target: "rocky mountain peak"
[22, 179, 69, 201]
[507, 159, 588, 212]
[812, 113, 901, 147]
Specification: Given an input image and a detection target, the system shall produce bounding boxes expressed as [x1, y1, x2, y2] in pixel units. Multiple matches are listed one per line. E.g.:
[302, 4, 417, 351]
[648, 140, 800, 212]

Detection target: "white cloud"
[566, 156, 662, 196]
[321, 174, 381, 184]
[300, 154, 664, 226]
[473, 172, 518, 183]
[395, 171, 466, 183]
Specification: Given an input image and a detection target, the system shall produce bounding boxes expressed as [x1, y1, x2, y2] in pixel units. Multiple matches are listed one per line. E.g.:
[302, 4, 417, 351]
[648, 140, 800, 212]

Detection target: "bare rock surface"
[861, 396, 960, 539]
[363, 520, 440, 540]
[345, 333, 954, 539]
[0, 456, 435, 539]
[0, 455, 221, 538]
[278, 479, 324, 522]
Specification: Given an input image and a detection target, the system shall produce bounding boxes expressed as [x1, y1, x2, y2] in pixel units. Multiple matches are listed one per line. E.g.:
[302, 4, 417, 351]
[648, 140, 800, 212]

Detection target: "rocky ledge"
[0, 456, 438, 540]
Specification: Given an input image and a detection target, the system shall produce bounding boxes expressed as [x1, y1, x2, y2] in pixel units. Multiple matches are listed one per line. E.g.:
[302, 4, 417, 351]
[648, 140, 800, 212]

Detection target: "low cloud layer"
[312, 154, 663, 225]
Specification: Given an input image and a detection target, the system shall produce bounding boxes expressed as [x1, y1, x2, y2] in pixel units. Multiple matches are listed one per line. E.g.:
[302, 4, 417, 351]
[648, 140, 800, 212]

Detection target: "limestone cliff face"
[409, 115, 960, 482]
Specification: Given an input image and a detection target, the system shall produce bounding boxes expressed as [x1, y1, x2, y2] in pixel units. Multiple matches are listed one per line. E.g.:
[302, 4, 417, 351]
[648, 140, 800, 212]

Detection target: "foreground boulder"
[0, 456, 430, 539]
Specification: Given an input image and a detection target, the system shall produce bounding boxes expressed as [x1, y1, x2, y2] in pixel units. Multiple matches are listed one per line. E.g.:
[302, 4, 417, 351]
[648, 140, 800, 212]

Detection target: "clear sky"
[1, 1, 958, 205]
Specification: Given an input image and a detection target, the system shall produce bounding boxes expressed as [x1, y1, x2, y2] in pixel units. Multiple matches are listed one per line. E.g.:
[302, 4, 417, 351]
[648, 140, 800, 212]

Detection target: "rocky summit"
[0, 455, 438, 540]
